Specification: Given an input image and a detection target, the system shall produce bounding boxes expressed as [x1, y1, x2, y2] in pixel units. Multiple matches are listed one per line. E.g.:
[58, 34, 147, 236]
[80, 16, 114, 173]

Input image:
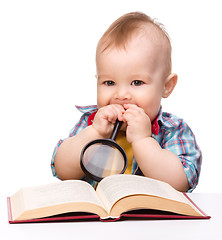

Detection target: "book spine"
[99, 216, 121, 222]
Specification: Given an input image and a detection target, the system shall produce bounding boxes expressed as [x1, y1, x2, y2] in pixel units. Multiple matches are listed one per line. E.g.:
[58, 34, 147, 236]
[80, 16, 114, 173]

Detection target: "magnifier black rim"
[80, 138, 128, 182]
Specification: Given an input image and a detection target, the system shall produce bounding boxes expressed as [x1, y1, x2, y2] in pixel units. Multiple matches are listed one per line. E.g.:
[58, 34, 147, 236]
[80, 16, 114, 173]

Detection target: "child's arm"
[54, 104, 125, 180]
[132, 138, 189, 192]
[54, 125, 103, 180]
[123, 104, 189, 192]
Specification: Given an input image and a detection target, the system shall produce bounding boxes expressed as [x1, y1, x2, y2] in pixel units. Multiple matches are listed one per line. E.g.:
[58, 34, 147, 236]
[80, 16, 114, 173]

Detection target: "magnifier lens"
[80, 120, 127, 182]
[82, 143, 125, 179]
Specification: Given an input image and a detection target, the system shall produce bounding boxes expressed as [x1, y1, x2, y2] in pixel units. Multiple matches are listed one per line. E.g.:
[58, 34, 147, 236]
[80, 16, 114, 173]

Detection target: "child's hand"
[92, 104, 125, 138]
[123, 104, 151, 143]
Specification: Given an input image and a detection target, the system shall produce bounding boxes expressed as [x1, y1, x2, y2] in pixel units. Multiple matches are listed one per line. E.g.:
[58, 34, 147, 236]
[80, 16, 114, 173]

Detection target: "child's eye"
[131, 80, 144, 86]
[104, 81, 115, 86]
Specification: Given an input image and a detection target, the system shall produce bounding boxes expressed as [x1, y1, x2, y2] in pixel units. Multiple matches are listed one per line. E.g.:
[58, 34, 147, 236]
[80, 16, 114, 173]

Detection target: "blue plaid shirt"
[51, 105, 202, 192]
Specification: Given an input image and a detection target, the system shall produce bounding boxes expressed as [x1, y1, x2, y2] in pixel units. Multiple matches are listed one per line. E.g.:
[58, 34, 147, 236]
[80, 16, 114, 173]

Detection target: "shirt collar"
[151, 107, 163, 135]
[75, 105, 98, 114]
[156, 106, 163, 123]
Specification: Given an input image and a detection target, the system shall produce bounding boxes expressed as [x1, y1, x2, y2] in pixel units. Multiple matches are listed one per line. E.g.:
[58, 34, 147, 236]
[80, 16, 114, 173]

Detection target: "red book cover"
[7, 195, 211, 224]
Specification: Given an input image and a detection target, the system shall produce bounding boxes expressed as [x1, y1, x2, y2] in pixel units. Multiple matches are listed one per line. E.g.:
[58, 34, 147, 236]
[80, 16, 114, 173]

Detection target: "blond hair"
[96, 12, 172, 74]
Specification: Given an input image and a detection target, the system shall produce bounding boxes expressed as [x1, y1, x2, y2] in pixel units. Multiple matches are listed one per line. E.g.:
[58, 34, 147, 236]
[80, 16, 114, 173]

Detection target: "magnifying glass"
[80, 120, 128, 182]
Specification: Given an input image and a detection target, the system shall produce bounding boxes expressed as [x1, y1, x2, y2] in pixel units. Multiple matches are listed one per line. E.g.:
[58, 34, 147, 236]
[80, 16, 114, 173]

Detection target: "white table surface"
[1, 193, 221, 240]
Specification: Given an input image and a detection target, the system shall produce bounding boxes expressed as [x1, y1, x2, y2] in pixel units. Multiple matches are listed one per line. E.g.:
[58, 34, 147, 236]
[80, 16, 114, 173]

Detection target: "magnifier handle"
[110, 120, 123, 140]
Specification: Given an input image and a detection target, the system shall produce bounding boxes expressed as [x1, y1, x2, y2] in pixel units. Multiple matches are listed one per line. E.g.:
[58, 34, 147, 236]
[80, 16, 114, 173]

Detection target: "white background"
[0, 0, 221, 194]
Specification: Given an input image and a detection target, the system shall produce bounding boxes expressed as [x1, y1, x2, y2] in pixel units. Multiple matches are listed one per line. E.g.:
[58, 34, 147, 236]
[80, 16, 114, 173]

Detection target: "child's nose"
[114, 86, 132, 101]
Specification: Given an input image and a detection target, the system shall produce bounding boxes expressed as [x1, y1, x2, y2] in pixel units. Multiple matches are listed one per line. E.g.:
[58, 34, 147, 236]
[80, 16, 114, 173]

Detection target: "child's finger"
[122, 109, 134, 122]
[124, 104, 144, 117]
[123, 103, 138, 110]
[110, 104, 125, 121]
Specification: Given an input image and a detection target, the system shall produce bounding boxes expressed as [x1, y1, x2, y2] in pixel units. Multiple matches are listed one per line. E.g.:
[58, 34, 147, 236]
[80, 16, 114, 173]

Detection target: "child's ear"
[162, 73, 178, 98]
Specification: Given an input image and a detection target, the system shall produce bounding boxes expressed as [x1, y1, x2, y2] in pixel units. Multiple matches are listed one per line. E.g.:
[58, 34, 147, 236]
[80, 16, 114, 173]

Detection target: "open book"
[8, 175, 210, 223]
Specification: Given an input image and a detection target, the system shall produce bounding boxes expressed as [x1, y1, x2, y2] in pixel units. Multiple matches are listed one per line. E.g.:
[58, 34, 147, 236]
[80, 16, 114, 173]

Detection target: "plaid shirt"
[51, 105, 202, 192]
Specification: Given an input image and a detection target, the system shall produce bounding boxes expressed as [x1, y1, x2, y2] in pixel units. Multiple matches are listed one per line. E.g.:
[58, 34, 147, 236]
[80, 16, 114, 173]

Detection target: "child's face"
[96, 32, 170, 122]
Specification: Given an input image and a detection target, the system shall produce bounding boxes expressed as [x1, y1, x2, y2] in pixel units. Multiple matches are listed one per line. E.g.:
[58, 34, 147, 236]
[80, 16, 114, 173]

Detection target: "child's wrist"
[131, 136, 155, 149]
[90, 125, 107, 139]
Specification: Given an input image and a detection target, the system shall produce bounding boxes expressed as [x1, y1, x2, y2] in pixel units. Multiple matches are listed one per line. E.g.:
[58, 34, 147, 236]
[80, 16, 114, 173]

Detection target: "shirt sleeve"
[163, 120, 202, 192]
[51, 113, 89, 178]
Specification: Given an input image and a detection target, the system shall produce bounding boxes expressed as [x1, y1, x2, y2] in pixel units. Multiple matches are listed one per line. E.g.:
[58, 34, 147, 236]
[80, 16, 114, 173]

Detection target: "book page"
[96, 174, 191, 214]
[19, 180, 104, 211]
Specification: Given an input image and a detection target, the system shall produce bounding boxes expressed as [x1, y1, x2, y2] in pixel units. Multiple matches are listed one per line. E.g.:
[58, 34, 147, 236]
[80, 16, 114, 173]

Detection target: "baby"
[51, 12, 202, 192]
